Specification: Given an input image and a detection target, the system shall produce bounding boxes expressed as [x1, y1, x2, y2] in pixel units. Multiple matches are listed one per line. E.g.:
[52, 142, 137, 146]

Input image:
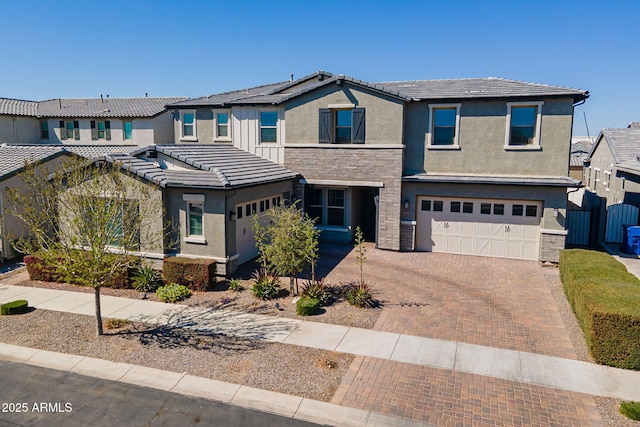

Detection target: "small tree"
[253, 201, 319, 295]
[5, 156, 165, 336]
[354, 226, 366, 285]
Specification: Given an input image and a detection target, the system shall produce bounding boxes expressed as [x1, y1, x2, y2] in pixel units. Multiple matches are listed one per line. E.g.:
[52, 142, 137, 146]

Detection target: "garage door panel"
[416, 196, 541, 261]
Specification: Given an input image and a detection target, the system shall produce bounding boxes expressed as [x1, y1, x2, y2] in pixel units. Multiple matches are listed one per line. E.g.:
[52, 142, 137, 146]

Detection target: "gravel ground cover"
[0, 308, 353, 402]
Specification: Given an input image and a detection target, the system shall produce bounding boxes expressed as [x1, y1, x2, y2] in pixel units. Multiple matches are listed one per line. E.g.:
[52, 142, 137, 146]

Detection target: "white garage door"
[235, 195, 282, 265]
[416, 197, 542, 260]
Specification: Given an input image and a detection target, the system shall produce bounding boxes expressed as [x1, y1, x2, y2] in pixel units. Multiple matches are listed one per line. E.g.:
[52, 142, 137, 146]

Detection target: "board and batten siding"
[232, 107, 284, 164]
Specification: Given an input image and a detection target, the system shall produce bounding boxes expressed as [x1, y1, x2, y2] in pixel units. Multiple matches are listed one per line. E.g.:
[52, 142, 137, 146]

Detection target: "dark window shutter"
[319, 108, 331, 143]
[73, 121, 80, 140]
[352, 108, 365, 143]
[105, 120, 111, 140]
[59, 120, 67, 140]
[90, 121, 97, 140]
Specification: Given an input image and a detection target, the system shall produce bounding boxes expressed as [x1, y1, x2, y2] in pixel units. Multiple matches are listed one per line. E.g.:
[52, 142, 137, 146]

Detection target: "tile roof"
[119, 144, 298, 189]
[376, 77, 588, 101]
[0, 144, 137, 180]
[402, 173, 582, 187]
[0, 98, 39, 116]
[37, 97, 187, 118]
[592, 128, 640, 164]
[168, 71, 588, 107]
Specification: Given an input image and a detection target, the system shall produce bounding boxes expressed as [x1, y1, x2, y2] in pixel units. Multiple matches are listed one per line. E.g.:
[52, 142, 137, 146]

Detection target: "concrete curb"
[0, 343, 432, 427]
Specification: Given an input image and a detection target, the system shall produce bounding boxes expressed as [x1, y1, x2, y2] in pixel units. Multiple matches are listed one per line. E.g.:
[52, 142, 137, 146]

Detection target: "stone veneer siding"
[285, 146, 404, 251]
[539, 232, 566, 263]
[400, 222, 416, 251]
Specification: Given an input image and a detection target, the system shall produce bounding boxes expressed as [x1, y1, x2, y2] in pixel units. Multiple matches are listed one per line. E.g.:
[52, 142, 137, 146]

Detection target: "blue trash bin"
[623, 225, 640, 255]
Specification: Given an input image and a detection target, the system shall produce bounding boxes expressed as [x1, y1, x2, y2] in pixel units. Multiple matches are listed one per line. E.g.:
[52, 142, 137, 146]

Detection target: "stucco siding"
[0, 116, 40, 144]
[404, 98, 575, 177]
[284, 83, 404, 145]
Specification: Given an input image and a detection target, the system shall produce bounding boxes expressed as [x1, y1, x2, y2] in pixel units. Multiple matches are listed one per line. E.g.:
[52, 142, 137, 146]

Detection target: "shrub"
[1, 300, 29, 315]
[156, 283, 192, 303]
[620, 401, 640, 421]
[132, 264, 163, 294]
[163, 257, 216, 292]
[559, 249, 640, 370]
[104, 318, 130, 330]
[24, 255, 58, 282]
[296, 297, 320, 316]
[301, 277, 331, 306]
[228, 278, 244, 292]
[346, 281, 375, 308]
[250, 268, 281, 300]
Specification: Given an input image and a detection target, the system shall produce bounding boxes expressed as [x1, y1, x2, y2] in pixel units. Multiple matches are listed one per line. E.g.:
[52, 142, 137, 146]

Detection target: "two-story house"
[167, 71, 588, 263]
[0, 96, 185, 147]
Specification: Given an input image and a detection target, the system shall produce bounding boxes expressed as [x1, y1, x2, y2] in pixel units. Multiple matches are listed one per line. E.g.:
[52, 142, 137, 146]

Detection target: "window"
[213, 110, 231, 141]
[187, 202, 203, 236]
[259, 200, 265, 212]
[123, 121, 133, 140]
[462, 202, 473, 214]
[307, 188, 345, 227]
[512, 205, 523, 216]
[428, 104, 461, 148]
[85, 198, 139, 248]
[481, 203, 491, 215]
[60, 120, 79, 140]
[505, 102, 543, 148]
[594, 168, 599, 191]
[433, 201, 444, 212]
[493, 204, 505, 215]
[183, 194, 205, 242]
[91, 121, 111, 140]
[604, 170, 611, 192]
[181, 111, 196, 140]
[450, 201, 461, 213]
[421, 200, 431, 211]
[525, 205, 538, 217]
[236, 205, 243, 219]
[319, 107, 365, 144]
[40, 121, 49, 139]
[259, 111, 278, 143]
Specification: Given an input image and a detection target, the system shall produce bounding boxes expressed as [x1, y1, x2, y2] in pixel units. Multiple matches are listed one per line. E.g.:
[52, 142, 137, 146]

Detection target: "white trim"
[427, 103, 461, 148]
[168, 253, 227, 263]
[299, 178, 384, 188]
[316, 225, 350, 233]
[503, 145, 543, 151]
[283, 143, 403, 149]
[327, 103, 356, 109]
[182, 194, 205, 202]
[258, 109, 280, 144]
[212, 109, 232, 142]
[504, 101, 543, 148]
[540, 228, 568, 236]
[185, 236, 207, 244]
[401, 220, 417, 225]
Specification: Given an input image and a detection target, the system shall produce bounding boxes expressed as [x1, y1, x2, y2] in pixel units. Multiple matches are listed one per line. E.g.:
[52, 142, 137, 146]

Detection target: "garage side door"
[416, 197, 541, 260]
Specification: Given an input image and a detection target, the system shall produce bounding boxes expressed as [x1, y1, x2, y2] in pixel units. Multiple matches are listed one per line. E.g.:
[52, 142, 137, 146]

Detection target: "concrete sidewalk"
[2, 282, 640, 404]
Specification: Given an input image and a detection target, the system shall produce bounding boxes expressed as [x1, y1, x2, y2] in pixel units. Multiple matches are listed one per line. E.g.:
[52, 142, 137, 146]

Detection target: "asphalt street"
[0, 360, 324, 427]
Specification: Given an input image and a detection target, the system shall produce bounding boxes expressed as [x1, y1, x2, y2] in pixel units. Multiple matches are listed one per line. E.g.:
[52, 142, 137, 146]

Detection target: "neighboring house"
[583, 125, 640, 243]
[83, 145, 298, 275]
[168, 71, 588, 263]
[0, 144, 134, 260]
[570, 137, 593, 181]
[0, 97, 186, 147]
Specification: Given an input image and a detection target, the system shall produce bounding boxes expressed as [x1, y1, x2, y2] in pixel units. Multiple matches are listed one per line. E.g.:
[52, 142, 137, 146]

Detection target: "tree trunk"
[94, 286, 103, 336]
[289, 276, 294, 296]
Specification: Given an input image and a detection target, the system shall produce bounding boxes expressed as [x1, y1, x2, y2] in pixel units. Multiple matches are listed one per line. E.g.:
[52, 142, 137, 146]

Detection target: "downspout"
[0, 191, 7, 262]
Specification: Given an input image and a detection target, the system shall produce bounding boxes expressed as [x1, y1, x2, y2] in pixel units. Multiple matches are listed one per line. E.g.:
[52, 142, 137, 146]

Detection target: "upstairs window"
[214, 110, 231, 141]
[428, 104, 461, 148]
[505, 102, 543, 148]
[91, 120, 111, 140]
[259, 111, 278, 143]
[123, 121, 133, 140]
[319, 107, 365, 144]
[40, 120, 49, 140]
[60, 120, 79, 140]
[180, 111, 197, 140]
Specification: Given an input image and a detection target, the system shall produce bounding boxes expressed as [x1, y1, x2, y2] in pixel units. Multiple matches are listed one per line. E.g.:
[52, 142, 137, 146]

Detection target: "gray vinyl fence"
[566, 210, 591, 246]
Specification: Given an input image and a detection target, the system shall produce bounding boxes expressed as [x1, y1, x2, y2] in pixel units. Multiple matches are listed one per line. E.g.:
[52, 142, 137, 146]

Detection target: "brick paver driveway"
[321, 244, 602, 426]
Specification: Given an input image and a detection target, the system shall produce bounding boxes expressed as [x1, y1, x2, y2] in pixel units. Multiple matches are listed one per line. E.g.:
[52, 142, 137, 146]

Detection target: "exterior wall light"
[229, 210, 237, 222]
[404, 199, 410, 209]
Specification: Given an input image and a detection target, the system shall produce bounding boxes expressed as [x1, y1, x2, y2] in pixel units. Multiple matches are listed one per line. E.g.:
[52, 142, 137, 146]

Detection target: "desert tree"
[5, 155, 166, 335]
[252, 200, 320, 295]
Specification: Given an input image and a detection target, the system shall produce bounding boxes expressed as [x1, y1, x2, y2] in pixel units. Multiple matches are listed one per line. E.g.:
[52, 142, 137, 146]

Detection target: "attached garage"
[416, 196, 542, 260]
[235, 195, 283, 265]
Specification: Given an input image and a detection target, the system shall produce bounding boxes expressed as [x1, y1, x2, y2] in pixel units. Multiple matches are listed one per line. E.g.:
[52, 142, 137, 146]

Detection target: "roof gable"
[590, 128, 640, 164]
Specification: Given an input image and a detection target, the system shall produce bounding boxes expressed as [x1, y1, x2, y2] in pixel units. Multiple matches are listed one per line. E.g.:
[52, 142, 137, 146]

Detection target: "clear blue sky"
[1, 0, 638, 137]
